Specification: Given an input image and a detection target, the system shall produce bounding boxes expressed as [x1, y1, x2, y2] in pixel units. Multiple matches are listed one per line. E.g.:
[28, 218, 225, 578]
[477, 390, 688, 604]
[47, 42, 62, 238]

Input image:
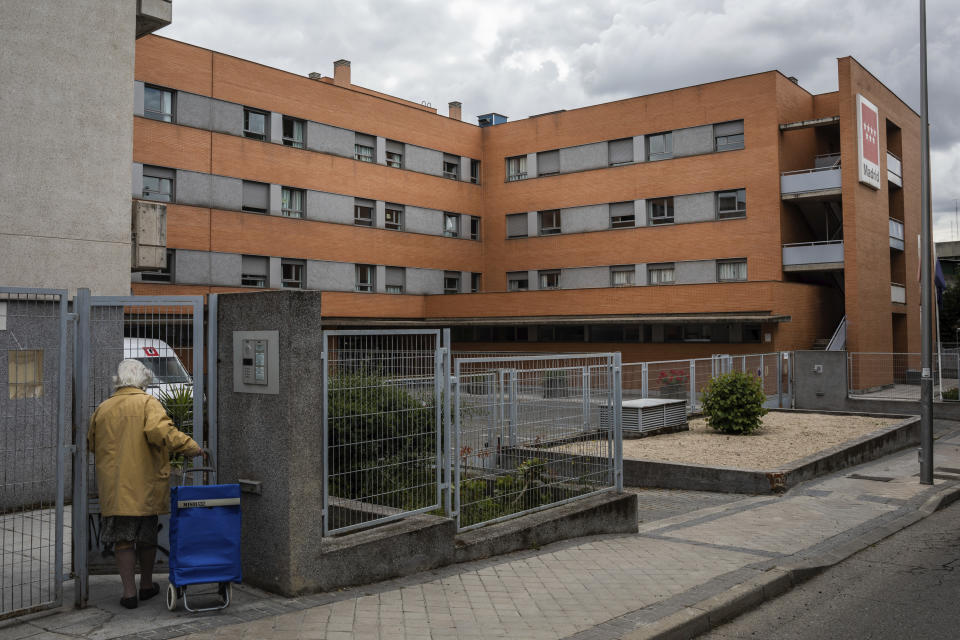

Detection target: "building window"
[471, 272, 482, 293]
[243, 107, 268, 141]
[647, 131, 673, 161]
[537, 150, 559, 176]
[539, 210, 561, 235]
[444, 213, 460, 238]
[355, 133, 375, 162]
[354, 199, 374, 226]
[715, 120, 745, 152]
[507, 271, 529, 291]
[506, 155, 527, 181]
[8, 350, 43, 400]
[716, 189, 746, 219]
[444, 271, 461, 294]
[443, 154, 460, 180]
[241, 255, 268, 288]
[385, 140, 403, 168]
[142, 166, 174, 202]
[140, 250, 175, 282]
[648, 263, 675, 285]
[648, 197, 674, 225]
[470, 216, 481, 240]
[608, 138, 633, 166]
[385, 266, 405, 293]
[470, 159, 481, 184]
[539, 270, 560, 289]
[385, 204, 404, 230]
[144, 85, 174, 123]
[609, 201, 635, 228]
[242, 180, 269, 213]
[355, 264, 375, 292]
[610, 265, 634, 287]
[281, 259, 304, 288]
[506, 213, 528, 238]
[281, 187, 304, 218]
[282, 116, 305, 149]
[717, 259, 747, 282]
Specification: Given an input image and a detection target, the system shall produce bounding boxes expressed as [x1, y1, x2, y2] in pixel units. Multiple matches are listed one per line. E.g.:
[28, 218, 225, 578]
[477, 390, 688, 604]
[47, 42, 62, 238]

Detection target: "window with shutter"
[242, 181, 269, 213]
[537, 150, 560, 175]
[608, 138, 633, 165]
[506, 213, 528, 238]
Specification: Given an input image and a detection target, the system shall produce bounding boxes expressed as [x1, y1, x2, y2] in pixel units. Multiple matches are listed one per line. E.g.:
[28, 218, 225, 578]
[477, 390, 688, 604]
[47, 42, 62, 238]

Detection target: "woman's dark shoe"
[120, 596, 138, 609]
[139, 583, 161, 601]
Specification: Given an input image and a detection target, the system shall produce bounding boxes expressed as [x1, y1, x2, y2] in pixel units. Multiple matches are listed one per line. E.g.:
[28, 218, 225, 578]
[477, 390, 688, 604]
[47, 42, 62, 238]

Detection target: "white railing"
[781, 165, 842, 195]
[782, 240, 844, 266]
[887, 152, 902, 187]
[891, 282, 906, 304]
[827, 316, 847, 351]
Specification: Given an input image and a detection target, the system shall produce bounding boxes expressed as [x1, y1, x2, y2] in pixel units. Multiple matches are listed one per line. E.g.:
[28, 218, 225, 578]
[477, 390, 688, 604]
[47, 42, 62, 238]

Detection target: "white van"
[123, 338, 193, 398]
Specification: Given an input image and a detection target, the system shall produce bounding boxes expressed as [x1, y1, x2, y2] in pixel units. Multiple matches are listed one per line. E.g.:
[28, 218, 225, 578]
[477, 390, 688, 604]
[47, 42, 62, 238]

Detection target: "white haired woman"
[87, 358, 205, 609]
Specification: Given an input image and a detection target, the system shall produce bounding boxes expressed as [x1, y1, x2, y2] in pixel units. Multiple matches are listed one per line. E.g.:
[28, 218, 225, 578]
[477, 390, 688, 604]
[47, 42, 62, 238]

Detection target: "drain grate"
[848, 474, 895, 482]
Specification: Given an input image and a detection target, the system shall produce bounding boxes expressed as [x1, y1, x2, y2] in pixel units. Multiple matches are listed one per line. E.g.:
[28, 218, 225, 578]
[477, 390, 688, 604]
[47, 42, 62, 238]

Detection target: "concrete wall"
[306, 121, 354, 157]
[563, 204, 609, 234]
[560, 142, 608, 173]
[406, 145, 443, 177]
[675, 260, 717, 284]
[562, 266, 610, 289]
[0, 0, 138, 295]
[407, 268, 444, 295]
[175, 170, 243, 211]
[674, 192, 716, 224]
[673, 125, 714, 158]
[405, 206, 443, 235]
[306, 190, 353, 225]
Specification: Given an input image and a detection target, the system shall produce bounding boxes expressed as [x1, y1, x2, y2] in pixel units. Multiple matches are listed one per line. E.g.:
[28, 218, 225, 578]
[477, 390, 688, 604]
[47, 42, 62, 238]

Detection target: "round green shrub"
[701, 371, 768, 435]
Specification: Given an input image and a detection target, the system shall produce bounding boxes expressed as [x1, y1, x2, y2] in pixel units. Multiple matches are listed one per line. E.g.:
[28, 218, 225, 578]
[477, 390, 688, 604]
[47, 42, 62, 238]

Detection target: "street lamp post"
[919, 0, 934, 484]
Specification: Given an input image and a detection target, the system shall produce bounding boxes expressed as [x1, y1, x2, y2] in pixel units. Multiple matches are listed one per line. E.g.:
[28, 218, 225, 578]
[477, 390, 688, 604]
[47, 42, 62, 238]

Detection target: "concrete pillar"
[270, 112, 282, 144]
[268, 256, 281, 288]
[633, 135, 645, 163]
[525, 152, 538, 178]
[133, 81, 145, 117]
[131, 163, 143, 198]
[634, 199, 647, 226]
[376, 136, 387, 165]
[459, 156, 471, 182]
[375, 265, 387, 293]
[269, 184, 282, 216]
[375, 200, 386, 228]
[527, 211, 539, 238]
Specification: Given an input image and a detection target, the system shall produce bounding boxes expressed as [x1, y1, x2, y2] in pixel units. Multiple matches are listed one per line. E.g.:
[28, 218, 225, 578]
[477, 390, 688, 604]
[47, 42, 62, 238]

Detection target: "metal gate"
[72, 292, 205, 606]
[321, 330, 449, 536]
[0, 288, 68, 619]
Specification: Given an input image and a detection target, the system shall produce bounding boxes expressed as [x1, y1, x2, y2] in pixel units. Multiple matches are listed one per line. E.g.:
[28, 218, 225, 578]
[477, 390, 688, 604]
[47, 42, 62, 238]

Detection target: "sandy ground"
[618, 412, 902, 469]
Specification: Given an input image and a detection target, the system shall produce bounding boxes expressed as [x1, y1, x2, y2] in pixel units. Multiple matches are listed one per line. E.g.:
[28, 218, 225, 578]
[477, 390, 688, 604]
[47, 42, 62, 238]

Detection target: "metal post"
[453, 359, 462, 526]
[191, 298, 205, 478]
[72, 288, 90, 607]
[206, 294, 218, 482]
[641, 362, 648, 399]
[320, 339, 329, 535]
[613, 353, 623, 492]
[582, 366, 590, 432]
[443, 329, 453, 517]
[919, 0, 934, 484]
[777, 352, 784, 408]
[508, 369, 518, 448]
[55, 292, 67, 604]
[689, 359, 696, 411]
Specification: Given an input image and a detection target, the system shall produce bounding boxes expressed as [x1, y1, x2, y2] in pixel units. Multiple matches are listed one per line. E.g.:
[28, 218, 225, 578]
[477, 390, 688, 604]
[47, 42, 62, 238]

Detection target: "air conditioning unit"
[131, 199, 167, 271]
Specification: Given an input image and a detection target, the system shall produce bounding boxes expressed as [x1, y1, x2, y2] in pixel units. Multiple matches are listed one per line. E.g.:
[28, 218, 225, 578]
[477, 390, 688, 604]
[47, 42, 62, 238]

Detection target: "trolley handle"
[177, 449, 213, 486]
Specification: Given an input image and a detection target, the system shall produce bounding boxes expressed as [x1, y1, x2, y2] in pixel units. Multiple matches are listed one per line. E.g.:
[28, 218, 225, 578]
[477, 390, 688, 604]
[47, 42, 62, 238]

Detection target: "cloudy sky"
[161, 0, 959, 240]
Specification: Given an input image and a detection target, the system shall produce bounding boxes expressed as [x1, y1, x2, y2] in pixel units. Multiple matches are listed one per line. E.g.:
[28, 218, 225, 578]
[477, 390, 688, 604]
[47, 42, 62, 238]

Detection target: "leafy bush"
[158, 386, 194, 469]
[943, 388, 959, 401]
[701, 371, 767, 435]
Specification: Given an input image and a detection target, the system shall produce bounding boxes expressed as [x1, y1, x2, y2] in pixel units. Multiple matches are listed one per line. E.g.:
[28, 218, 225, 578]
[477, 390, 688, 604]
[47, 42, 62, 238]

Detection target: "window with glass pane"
[470, 216, 481, 240]
[609, 201, 635, 228]
[610, 266, 634, 287]
[717, 189, 746, 219]
[471, 272, 481, 292]
[282, 116, 304, 148]
[144, 85, 174, 122]
[385, 205, 403, 230]
[717, 259, 747, 281]
[470, 159, 481, 184]
[648, 263, 675, 285]
[8, 350, 43, 400]
[354, 201, 374, 226]
[715, 120, 745, 151]
[244, 108, 267, 140]
[506, 155, 527, 181]
[507, 272, 529, 291]
[647, 132, 673, 160]
[386, 151, 402, 168]
[443, 154, 459, 180]
[649, 197, 674, 225]
[281, 260, 304, 288]
[142, 175, 173, 202]
[444, 213, 460, 237]
[281, 187, 304, 218]
[444, 271, 461, 294]
[355, 264, 375, 292]
[539, 210, 561, 235]
[539, 270, 560, 289]
[354, 144, 374, 162]
[385, 266, 404, 293]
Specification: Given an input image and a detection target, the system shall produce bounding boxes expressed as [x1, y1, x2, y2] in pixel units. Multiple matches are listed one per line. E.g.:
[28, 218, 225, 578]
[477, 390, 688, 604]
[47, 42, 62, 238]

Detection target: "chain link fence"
[848, 352, 960, 401]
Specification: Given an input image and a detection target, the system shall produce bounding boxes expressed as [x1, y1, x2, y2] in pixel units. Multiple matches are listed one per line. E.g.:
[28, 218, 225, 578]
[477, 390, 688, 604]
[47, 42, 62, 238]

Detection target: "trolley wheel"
[166, 583, 178, 611]
[218, 582, 232, 604]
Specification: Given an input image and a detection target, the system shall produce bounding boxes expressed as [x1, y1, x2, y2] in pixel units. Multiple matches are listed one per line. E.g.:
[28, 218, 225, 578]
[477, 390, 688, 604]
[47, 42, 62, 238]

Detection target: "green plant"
[701, 371, 767, 435]
[942, 388, 959, 401]
[158, 386, 194, 469]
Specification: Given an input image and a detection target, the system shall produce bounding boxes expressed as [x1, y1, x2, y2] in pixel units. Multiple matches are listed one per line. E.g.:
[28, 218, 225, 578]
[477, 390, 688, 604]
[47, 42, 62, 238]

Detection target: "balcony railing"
[782, 240, 844, 268]
[889, 218, 905, 250]
[891, 282, 906, 304]
[887, 152, 903, 187]
[781, 162, 842, 197]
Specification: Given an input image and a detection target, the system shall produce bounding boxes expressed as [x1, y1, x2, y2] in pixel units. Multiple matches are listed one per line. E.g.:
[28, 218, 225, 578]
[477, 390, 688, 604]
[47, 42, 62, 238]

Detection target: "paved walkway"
[4, 422, 960, 640]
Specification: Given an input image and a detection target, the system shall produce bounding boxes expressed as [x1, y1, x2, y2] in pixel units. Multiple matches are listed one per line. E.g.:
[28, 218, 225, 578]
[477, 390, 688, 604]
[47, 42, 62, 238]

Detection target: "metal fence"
[453, 353, 622, 531]
[622, 352, 791, 413]
[0, 288, 67, 619]
[322, 330, 447, 536]
[848, 352, 960, 401]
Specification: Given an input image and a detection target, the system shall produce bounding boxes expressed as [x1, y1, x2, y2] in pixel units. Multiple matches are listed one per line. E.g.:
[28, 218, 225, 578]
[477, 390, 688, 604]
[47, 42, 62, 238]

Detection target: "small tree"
[701, 371, 767, 435]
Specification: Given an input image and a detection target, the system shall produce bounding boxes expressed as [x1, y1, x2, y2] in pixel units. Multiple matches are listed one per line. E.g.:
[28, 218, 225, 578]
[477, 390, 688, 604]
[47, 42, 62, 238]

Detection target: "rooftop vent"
[334, 59, 351, 86]
[788, 76, 799, 84]
[478, 113, 508, 127]
[307, 72, 323, 81]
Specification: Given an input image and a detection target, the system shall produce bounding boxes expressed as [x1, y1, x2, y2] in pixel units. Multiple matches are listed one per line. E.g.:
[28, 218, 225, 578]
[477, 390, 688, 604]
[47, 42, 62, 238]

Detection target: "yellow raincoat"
[88, 387, 200, 516]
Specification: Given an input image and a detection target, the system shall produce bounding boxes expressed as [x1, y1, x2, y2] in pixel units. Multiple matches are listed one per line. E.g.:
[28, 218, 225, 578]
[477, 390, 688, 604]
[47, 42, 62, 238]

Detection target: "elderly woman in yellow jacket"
[88, 358, 204, 609]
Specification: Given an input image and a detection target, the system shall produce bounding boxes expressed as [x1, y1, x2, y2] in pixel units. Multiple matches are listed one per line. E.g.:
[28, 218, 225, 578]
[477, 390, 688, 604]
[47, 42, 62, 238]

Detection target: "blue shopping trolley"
[166, 466, 242, 612]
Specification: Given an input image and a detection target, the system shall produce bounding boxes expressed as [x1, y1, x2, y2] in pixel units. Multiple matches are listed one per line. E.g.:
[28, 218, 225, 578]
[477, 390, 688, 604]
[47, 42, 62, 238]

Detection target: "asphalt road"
[700, 500, 960, 640]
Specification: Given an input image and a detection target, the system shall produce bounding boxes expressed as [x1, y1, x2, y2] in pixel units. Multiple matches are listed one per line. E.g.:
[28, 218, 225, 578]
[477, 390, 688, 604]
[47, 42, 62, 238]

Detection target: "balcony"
[891, 282, 906, 304]
[887, 152, 902, 188]
[889, 218, 904, 251]
[781, 154, 842, 200]
[782, 240, 844, 272]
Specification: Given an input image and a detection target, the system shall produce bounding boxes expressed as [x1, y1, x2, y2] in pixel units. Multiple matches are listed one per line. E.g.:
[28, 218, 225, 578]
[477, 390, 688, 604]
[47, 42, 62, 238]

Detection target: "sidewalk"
[4, 420, 960, 640]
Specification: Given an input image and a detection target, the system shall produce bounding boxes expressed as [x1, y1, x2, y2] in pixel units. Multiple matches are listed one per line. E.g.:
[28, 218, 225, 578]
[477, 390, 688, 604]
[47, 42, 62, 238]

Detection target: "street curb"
[624, 482, 960, 640]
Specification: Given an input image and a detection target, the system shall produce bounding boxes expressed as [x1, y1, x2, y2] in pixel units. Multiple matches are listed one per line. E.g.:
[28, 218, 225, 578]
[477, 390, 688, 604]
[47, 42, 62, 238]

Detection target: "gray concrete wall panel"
[133, 81, 144, 117]
[526, 153, 538, 178]
[269, 184, 282, 215]
[174, 249, 212, 285]
[176, 92, 214, 131]
[174, 170, 211, 208]
[405, 145, 443, 176]
[269, 257, 282, 289]
[306, 190, 353, 224]
[673, 125, 714, 158]
[211, 99, 243, 136]
[210, 252, 241, 286]
[269, 112, 282, 144]
[632, 136, 645, 164]
[634, 199, 647, 227]
[407, 268, 443, 295]
[674, 192, 715, 224]
[675, 259, 716, 284]
[636, 263, 648, 286]
[562, 204, 608, 234]
[375, 136, 386, 165]
[527, 212, 539, 238]
[212, 175, 243, 211]
[561, 266, 610, 289]
[310, 260, 356, 291]
[305, 121, 354, 157]
[132, 163, 143, 198]
[559, 142, 607, 173]
[405, 206, 442, 236]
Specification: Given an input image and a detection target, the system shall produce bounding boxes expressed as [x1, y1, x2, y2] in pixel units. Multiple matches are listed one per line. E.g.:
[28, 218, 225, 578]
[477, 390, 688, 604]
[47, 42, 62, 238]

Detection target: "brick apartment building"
[131, 35, 919, 361]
